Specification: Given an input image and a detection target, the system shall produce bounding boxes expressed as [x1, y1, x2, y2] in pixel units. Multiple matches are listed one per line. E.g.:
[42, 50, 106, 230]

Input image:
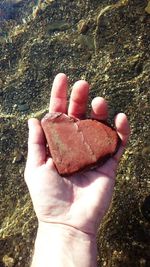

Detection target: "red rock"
[41, 113, 120, 176]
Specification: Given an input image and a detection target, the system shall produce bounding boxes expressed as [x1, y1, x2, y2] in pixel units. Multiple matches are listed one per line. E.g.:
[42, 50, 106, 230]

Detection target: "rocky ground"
[0, 0, 150, 266]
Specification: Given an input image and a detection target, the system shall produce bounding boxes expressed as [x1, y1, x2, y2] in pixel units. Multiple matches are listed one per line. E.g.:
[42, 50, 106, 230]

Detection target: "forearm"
[31, 222, 97, 267]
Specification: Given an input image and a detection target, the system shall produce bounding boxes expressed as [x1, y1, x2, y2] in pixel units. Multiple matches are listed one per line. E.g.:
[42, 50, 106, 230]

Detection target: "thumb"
[26, 118, 46, 168]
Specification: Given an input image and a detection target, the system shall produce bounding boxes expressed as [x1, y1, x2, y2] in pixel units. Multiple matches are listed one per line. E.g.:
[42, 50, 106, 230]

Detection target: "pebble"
[18, 102, 29, 112]
[19, 166, 24, 175]
[12, 150, 23, 163]
[141, 146, 150, 157]
[145, 1, 150, 14]
[77, 19, 89, 34]
[2, 255, 15, 267]
[139, 258, 146, 267]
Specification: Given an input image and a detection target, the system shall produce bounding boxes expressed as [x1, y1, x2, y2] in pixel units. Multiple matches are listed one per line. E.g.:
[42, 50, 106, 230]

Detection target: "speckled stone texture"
[41, 112, 120, 176]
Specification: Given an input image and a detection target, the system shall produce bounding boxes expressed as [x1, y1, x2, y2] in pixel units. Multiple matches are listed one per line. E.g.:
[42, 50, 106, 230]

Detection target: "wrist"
[31, 222, 97, 267]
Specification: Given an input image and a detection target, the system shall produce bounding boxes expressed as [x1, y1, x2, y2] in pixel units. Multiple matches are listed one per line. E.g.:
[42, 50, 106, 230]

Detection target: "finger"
[27, 118, 46, 167]
[91, 97, 108, 121]
[109, 113, 130, 169]
[49, 73, 68, 113]
[97, 114, 130, 177]
[68, 80, 90, 119]
[105, 113, 130, 173]
[115, 113, 130, 147]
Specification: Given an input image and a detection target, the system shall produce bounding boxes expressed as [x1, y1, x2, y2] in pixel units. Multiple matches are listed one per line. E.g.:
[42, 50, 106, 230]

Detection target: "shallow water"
[0, 1, 150, 266]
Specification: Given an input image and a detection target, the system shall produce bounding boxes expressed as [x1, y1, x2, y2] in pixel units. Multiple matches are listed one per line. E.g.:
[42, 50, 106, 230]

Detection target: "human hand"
[24, 73, 130, 236]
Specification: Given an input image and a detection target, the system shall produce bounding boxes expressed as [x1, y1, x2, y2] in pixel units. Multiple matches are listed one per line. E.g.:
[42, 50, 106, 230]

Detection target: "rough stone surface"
[41, 112, 119, 176]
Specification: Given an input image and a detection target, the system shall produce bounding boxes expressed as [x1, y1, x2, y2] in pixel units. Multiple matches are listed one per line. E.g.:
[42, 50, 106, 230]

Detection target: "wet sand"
[0, 0, 150, 266]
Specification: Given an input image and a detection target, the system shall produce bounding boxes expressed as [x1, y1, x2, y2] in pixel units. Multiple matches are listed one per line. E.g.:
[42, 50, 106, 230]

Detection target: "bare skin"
[24, 73, 130, 267]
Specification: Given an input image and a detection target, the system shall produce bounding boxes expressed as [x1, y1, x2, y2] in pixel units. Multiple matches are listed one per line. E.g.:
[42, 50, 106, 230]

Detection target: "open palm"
[25, 73, 130, 235]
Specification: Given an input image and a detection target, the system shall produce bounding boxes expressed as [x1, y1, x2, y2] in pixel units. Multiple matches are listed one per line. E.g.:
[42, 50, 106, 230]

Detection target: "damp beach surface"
[0, 0, 150, 266]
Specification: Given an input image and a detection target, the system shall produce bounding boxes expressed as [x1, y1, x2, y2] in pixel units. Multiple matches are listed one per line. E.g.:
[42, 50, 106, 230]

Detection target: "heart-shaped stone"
[41, 113, 120, 176]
